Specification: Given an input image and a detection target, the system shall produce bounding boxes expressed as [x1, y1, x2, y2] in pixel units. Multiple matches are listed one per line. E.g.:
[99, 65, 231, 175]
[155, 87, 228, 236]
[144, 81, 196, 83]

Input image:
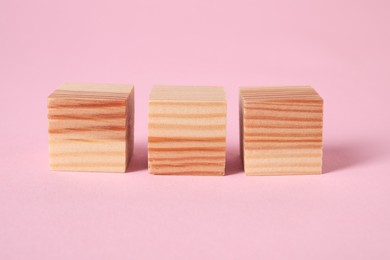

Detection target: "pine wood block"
[148, 86, 227, 175]
[240, 86, 323, 175]
[48, 83, 134, 172]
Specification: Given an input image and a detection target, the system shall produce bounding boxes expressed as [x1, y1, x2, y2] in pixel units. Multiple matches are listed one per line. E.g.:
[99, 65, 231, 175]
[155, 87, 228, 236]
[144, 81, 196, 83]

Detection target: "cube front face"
[48, 83, 134, 173]
[240, 86, 323, 175]
[148, 86, 227, 175]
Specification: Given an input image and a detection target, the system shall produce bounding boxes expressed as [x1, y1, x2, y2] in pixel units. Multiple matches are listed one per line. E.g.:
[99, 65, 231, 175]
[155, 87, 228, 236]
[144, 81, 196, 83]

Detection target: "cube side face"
[239, 95, 245, 170]
[125, 88, 135, 170]
[48, 97, 128, 172]
[148, 100, 227, 175]
[241, 88, 323, 176]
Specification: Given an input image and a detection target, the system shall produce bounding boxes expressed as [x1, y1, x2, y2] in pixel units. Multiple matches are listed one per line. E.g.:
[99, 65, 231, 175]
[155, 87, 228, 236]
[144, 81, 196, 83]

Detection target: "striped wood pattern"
[240, 86, 323, 175]
[148, 86, 227, 175]
[48, 83, 134, 172]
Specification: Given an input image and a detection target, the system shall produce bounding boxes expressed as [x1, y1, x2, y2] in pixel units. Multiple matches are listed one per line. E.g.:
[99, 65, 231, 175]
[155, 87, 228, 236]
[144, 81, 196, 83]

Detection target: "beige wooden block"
[148, 86, 227, 175]
[48, 83, 134, 172]
[240, 86, 323, 175]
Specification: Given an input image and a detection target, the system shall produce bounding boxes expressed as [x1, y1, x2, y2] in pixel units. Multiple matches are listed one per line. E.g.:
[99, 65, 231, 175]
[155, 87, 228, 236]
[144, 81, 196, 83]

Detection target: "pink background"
[1, 0, 390, 259]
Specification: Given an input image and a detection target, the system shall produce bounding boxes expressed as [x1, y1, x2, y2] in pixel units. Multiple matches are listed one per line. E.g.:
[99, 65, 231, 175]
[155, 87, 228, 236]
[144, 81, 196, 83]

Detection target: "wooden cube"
[240, 86, 323, 175]
[148, 86, 227, 175]
[48, 83, 134, 172]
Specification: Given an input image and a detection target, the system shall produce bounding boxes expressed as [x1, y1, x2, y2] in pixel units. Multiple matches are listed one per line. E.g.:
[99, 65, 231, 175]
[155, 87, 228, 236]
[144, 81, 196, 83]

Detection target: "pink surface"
[1, 0, 390, 259]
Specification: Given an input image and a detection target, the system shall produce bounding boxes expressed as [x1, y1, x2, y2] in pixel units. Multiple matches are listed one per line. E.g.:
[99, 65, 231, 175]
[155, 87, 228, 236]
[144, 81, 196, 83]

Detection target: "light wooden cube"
[48, 83, 134, 172]
[148, 86, 227, 175]
[240, 86, 323, 175]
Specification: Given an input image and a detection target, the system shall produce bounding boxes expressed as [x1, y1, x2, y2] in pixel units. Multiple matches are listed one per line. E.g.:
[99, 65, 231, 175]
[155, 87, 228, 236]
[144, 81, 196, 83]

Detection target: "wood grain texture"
[48, 83, 134, 172]
[148, 86, 226, 175]
[240, 86, 323, 175]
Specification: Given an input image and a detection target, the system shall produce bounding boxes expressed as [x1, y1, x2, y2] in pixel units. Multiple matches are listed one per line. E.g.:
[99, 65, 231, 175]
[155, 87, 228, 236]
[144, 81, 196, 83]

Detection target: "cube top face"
[49, 83, 134, 100]
[148, 86, 227, 175]
[240, 86, 322, 102]
[150, 86, 225, 102]
[240, 86, 323, 176]
[48, 83, 134, 173]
